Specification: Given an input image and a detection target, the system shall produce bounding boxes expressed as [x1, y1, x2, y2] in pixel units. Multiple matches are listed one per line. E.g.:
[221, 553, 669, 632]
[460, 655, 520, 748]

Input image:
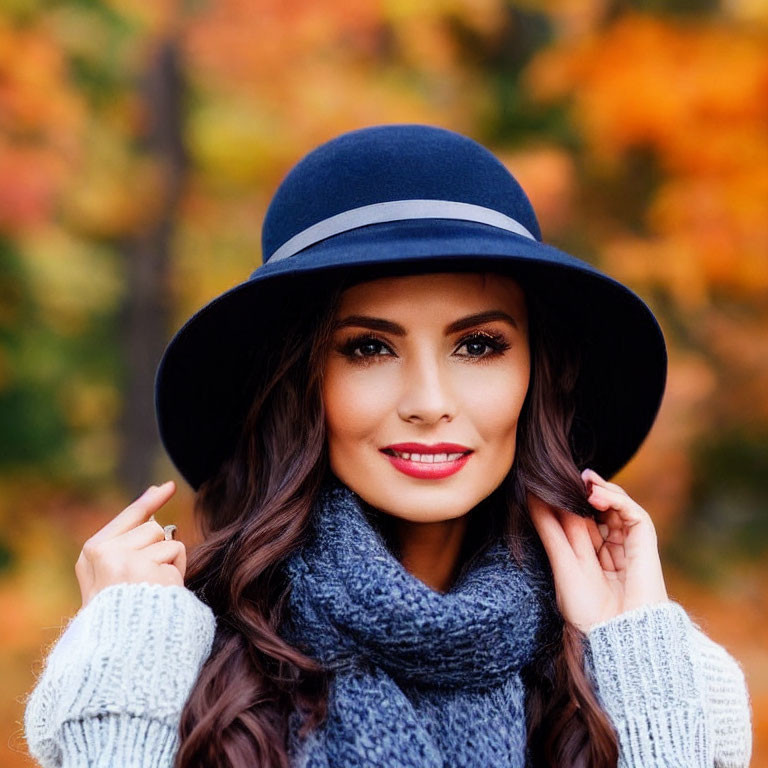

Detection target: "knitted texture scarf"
[280, 476, 561, 768]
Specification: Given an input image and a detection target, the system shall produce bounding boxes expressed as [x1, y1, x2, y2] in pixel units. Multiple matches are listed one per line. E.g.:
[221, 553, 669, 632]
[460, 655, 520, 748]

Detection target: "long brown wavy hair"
[175, 265, 620, 768]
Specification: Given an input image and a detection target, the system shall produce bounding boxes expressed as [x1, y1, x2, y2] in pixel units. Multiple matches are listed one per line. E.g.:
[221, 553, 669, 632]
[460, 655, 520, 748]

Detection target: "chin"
[391, 499, 474, 523]
[359, 480, 490, 523]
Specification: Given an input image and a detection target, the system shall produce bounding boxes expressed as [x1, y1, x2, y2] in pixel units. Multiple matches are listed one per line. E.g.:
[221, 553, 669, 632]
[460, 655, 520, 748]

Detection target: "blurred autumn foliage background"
[2, 0, 767, 764]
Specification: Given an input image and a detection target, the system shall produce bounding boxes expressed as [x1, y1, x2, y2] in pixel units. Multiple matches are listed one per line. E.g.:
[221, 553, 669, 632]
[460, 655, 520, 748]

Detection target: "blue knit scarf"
[281, 476, 560, 768]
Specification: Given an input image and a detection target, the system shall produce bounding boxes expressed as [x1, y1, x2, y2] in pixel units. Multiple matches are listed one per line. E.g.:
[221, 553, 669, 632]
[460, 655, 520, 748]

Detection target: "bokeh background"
[2, 0, 767, 764]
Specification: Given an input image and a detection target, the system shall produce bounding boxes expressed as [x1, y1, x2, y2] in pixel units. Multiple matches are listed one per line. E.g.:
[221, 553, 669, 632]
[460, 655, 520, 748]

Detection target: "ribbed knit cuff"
[585, 600, 713, 766]
[585, 601, 703, 714]
[59, 714, 180, 768]
[24, 583, 217, 768]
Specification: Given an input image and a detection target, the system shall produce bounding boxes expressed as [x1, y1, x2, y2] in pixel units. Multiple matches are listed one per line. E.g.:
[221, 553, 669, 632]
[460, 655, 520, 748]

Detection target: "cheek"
[323, 363, 393, 448]
[460, 363, 529, 440]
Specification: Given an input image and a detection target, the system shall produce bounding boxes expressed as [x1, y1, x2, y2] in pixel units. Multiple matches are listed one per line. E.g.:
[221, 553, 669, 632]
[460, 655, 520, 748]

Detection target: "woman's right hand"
[75, 481, 186, 609]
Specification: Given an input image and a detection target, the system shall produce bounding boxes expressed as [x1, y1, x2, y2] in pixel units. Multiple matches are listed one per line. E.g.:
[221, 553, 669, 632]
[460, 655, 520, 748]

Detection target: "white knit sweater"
[23, 583, 753, 767]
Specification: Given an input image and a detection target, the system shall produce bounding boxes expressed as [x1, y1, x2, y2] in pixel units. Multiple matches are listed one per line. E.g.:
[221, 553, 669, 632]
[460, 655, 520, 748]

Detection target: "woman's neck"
[358, 488, 499, 594]
[391, 514, 469, 593]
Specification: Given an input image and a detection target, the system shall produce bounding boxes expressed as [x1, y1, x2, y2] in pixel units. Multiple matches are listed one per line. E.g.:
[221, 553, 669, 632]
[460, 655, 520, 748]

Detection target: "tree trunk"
[117, 37, 186, 495]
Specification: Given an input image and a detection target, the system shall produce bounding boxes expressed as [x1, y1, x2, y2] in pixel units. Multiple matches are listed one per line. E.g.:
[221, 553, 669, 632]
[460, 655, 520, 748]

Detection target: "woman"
[23, 125, 752, 768]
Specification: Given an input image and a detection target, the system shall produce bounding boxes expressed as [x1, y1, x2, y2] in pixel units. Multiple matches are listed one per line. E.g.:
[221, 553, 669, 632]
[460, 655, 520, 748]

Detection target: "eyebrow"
[332, 310, 519, 336]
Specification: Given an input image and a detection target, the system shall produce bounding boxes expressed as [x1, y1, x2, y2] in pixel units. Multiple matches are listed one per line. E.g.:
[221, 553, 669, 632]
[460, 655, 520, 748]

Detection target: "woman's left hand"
[527, 468, 669, 633]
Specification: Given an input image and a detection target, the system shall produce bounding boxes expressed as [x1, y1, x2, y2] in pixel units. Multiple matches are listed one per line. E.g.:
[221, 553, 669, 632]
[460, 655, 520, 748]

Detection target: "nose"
[396, 349, 457, 425]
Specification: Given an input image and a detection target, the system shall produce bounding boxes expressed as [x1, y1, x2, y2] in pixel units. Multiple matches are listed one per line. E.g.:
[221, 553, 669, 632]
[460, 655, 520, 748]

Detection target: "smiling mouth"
[380, 449, 473, 463]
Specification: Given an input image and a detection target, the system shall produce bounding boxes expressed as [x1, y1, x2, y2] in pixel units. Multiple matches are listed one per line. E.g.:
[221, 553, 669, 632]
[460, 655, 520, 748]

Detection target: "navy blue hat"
[155, 124, 667, 490]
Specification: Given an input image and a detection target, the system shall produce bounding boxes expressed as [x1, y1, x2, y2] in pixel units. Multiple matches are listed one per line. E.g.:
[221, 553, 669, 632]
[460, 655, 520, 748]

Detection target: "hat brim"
[155, 219, 667, 490]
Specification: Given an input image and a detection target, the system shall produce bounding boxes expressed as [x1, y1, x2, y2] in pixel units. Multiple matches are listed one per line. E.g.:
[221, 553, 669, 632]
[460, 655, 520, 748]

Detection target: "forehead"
[335, 271, 527, 317]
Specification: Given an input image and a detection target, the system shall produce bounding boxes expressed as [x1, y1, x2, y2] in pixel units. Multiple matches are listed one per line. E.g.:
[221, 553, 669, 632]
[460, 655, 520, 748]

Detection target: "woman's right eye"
[337, 334, 393, 360]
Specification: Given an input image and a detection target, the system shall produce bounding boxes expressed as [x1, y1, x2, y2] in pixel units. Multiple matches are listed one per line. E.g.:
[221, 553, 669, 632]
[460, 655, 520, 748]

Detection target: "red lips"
[380, 443, 474, 479]
[381, 442, 472, 454]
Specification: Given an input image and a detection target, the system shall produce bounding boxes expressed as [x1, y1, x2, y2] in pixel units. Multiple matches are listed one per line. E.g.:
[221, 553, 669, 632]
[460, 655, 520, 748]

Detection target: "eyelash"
[336, 331, 512, 364]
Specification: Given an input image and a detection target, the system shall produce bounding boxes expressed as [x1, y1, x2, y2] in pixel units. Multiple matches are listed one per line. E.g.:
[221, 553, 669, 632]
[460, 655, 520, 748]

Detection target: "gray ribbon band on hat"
[268, 199, 538, 263]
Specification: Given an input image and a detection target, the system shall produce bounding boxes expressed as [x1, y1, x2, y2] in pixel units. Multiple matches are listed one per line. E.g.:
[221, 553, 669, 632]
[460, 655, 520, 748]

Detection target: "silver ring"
[163, 524, 177, 541]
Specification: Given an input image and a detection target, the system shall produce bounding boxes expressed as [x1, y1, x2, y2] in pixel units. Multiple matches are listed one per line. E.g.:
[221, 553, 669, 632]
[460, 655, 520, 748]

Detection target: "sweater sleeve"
[584, 600, 753, 768]
[23, 582, 217, 768]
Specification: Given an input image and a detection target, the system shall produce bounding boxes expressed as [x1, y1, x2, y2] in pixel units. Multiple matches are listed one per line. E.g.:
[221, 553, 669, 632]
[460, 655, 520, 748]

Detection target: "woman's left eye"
[455, 332, 511, 359]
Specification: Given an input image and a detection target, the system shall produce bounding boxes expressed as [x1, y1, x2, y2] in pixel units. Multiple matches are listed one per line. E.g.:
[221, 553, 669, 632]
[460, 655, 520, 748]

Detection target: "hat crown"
[261, 124, 542, 264]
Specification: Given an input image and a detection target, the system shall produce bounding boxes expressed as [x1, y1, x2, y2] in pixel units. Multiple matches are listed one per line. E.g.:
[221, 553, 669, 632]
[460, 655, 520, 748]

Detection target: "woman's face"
[322, 271, 530, 524]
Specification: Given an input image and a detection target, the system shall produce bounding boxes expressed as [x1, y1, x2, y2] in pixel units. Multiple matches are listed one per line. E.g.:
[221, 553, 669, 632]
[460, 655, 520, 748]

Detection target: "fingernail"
[598, 523, 609, 538]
